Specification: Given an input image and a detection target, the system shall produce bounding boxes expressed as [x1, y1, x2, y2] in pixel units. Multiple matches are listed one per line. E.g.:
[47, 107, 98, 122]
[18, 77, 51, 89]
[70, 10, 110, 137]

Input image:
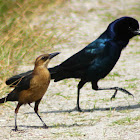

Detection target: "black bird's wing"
[50, 39, 108, 81]
[61, 40, 106, 69]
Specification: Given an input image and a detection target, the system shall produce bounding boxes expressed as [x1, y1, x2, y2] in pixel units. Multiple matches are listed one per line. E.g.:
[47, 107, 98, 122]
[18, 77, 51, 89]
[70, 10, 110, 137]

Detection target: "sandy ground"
[0, 0, 140, 139]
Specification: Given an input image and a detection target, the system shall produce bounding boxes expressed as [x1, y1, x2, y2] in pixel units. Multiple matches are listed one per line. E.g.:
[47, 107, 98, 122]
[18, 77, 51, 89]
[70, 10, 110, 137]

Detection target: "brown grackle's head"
[35, 52, 60, 67]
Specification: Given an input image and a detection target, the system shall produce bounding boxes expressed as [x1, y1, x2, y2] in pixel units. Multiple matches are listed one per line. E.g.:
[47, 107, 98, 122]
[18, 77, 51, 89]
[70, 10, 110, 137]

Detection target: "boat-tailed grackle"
[0, 52, 60, 131]
[6, 17, 140, 112]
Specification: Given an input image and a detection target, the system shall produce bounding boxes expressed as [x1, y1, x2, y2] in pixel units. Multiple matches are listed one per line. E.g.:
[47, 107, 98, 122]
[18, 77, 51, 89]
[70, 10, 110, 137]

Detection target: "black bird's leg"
[14, 103, 22, 131]
[97, 87, 134, 100]
[34, 99, 48, 128]
[74, 80, 86, 112]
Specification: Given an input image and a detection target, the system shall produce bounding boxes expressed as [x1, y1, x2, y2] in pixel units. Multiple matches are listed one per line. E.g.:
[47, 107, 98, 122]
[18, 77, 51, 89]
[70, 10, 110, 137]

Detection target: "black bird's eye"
[128, 26, 132, 31]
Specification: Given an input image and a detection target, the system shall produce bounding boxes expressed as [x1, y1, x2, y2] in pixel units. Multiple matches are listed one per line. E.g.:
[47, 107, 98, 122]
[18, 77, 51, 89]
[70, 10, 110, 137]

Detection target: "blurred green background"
[0, 0, 139, 96]
[0, 0, 67, 94]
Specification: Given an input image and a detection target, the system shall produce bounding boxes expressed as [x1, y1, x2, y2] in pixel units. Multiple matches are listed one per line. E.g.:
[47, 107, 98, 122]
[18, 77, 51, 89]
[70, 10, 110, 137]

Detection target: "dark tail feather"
[49, 65, 70, 81]
[0, 97, 6, 104]
[49, 65, 81, 82]
[48, 65, 60, 80]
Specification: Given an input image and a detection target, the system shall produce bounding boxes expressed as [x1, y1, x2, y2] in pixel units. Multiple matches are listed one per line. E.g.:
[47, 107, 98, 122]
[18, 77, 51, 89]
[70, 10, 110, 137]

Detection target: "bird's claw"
[119, 87, 134, 98]
[110, 88, 134, 100]
[128, 92, 134, 98]
[12, 126, 18, 132]
[110, 89, 117, 100]
[110, 95, 116, 100]
[43, 124, 48, 129]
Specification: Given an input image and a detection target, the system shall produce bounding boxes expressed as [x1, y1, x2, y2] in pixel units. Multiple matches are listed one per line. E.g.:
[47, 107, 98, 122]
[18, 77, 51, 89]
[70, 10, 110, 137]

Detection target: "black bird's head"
[108, 16, 140, 40]
[35, 52, 60, 67]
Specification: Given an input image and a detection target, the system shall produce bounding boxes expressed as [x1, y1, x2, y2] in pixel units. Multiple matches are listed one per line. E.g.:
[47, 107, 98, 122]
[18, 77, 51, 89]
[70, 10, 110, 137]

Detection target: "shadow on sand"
[3, 103, 140, 130]
[23, 103, 140, 114]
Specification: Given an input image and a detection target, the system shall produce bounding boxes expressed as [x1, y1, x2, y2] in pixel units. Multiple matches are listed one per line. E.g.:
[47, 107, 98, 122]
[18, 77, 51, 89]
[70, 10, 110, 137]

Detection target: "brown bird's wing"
[2, 73, 33, 102]
[14, 73, 33, 92]
[6, 71, 33, 92]
[6, 70, 33, 87]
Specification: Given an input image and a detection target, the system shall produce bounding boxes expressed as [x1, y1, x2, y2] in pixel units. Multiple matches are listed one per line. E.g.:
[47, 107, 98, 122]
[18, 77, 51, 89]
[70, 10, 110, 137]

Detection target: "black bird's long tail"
[48, 65, 61, 80]
[49, 65, 77, 82]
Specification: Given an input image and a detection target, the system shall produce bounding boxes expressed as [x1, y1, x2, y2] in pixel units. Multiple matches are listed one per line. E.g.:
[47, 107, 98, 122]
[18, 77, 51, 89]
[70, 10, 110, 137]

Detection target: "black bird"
[6, 17, 140, 112]
[0, 52, 59, 131]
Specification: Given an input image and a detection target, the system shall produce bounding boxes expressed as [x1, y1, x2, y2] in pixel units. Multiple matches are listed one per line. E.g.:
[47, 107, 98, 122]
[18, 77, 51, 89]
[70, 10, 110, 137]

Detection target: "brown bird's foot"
[35, 110, 48, 129]
[43, 124, 48, 129]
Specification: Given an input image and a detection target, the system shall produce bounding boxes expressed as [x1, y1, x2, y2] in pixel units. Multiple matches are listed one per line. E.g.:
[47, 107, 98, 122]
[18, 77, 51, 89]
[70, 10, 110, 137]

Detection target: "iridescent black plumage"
[6, 17, 140, 111]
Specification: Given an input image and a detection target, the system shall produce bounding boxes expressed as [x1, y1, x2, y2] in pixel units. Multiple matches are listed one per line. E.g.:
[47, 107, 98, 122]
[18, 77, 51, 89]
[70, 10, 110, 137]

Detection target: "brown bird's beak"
[49, 52, 60, 59]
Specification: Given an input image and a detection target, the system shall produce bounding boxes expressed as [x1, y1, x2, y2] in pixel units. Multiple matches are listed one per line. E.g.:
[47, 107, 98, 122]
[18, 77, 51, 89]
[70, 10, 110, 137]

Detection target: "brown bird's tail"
[0, 97, 6, 104]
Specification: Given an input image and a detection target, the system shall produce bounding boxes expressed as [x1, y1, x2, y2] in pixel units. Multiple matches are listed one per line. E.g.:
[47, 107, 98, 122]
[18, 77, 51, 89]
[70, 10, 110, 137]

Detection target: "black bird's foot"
[119, 88, 134, 98]
[73, 106, 82, 112]
[110, 87, 134, 100]
[110, 89, 117, 100]
[43, 124, 48, 129]
[12, 126, 18, 132]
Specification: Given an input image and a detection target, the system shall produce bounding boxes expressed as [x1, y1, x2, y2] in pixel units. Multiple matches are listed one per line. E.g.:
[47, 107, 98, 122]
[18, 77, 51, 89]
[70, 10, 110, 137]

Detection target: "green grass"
[100, 98, 110, 103]
[125, 83, 137, 90]
[54, 92, 71, 100]
[112, 117, 133, 125]
[0, 0, 68, 97]
[112, 115, 140, 126]
[125, 78, 139, 82]
[108, 72, 121, 78]
[52, 129, 84, 138]
[102, 71, 122, 81]
[117, 110, 133, 114]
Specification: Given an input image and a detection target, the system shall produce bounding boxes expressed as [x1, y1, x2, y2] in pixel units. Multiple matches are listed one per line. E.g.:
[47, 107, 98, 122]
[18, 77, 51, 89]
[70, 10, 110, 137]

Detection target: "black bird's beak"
[134, 30, 140, 35]
[49, 52, 60, 59]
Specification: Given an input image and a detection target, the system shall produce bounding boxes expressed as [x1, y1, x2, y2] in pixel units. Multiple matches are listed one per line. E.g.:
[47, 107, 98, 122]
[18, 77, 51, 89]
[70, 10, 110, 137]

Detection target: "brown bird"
[0, 52, 60, 131]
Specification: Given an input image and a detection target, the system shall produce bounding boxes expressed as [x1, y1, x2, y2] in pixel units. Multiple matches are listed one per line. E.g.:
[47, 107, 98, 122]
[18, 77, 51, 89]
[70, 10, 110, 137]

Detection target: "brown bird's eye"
[41, 56, 48, 60]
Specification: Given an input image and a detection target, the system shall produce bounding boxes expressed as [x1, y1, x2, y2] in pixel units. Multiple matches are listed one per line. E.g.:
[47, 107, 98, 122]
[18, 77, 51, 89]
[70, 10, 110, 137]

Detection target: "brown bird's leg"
[14, 103, 22, 131]
[97, 87, 134, 100]
[28, 103, 33, 108]
[34, 99, 48, 128]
